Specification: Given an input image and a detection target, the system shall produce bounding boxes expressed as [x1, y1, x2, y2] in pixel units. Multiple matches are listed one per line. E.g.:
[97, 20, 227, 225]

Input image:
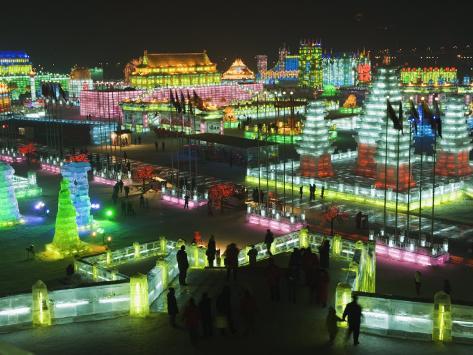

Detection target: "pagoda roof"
[143, 52, 214, 68]
[222, 58, 255, 80]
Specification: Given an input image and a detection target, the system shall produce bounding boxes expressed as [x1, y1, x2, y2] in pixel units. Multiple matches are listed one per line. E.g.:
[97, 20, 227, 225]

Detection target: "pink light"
[79, 84, 264, 119]
[93, 177, 115, 186]
[402, 251, 417, 263]
[162, 193, 206, 209]
[269, 220, 280, 230]
[375, 245, 388, 255]
[388, 248, 402, 260]
[247, 214, 302, 232]
[41, 164, 61, 174]
[248, 215, 259, 224]
[376, 244, 447, 267]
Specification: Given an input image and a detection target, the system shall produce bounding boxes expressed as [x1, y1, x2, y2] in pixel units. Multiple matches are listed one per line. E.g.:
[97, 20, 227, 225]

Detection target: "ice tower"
[356, 67, 402, 177]
[299, 101, 334, 178]
[0, 162, 21, 226]
[50, 179, 81, 253]
[61, 161, 92, 227]
[435, 96, 472, 177]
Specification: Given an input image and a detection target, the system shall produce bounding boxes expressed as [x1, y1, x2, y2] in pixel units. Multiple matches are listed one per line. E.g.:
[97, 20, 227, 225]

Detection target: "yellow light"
[129, 274, 149, 317]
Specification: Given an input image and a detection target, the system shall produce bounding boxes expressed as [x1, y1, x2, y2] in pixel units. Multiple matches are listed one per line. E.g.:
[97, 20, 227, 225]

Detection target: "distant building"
[400, 67, 457, 86]
[128, 50, 221, 88]
[222, 59, 255, 82]
[0, 51, 34, 100]
[69, 67, 93, 99]
[258, 47, 299, 83]
[298, 40, 323, 89]
[322, 52, 371, 87]
[89, 67, 103, 81]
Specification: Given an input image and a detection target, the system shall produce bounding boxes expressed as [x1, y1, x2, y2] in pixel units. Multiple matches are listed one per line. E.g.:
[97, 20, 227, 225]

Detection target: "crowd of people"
[169, 232, 362, 347]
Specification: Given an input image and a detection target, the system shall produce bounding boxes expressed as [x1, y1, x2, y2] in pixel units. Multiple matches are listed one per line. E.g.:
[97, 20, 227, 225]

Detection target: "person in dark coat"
[355, 211, 362, 229]
[184, 194, 190, 209]
[206, 235, 216, 267]
[247, 245, 258, 267]
[176, 245, 189, 286]
[264, 229, 274, 256]
[343, 295, 363, 345]
[224, 243, 240, 281]
[167, 287, 179, 327]
[199, 293, 212, 337]
[319, 240, 330, 269]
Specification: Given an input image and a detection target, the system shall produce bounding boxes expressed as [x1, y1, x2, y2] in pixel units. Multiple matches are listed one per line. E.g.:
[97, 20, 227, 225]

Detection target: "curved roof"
[144, 52, 214, 68]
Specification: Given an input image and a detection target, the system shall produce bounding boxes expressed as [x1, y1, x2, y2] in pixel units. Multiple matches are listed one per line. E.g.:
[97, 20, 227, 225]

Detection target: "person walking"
[319, 240, 330, 269]
[415, 271, 422, 296]
[264, 229, 274, 256]
[266, 258, 281, 302]
[199, 293, 212, 337]
[139, 194, 145, 208]
[326, 306, 343, 344]
[176, 245, 189, 286]
[206, 235, 216, 267]
[184, 194, 189, 209]
[167, 287, 179, 328]
[343, 295, 363, 345]
[247, 245, 258, 267]
[182, 298, 200, 346]
[321, 186, 325, 199]
[299, 186, 303, 200]
[118, 179, 124, 194]
[124, 185, 130, 198]
[207, 198, 213, 216]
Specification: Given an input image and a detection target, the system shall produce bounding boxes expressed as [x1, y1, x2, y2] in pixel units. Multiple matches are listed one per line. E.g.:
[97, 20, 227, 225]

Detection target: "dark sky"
[2, 0, 472, 73]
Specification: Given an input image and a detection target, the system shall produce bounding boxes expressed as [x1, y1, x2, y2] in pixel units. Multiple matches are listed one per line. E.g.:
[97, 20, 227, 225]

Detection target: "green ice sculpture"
[0, 162, 21, 227]
[48, 179, 82, 255]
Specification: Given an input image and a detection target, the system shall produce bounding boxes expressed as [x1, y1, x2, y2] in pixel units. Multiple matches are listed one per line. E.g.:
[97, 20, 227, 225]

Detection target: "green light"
[106, 209, 114, 217]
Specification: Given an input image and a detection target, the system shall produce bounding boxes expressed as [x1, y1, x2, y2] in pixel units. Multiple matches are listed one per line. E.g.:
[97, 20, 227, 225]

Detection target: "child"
[326, 306, 343, 344]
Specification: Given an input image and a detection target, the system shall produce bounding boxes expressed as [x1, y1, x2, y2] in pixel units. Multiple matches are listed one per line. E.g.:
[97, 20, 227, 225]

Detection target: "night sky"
[2, 0, 471, 73]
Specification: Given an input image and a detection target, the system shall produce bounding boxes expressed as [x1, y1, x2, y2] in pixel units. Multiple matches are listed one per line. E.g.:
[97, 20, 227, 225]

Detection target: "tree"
[135, 165, 154, 189]
[322, 205, 348, 236]
[18, 143, 37, 164]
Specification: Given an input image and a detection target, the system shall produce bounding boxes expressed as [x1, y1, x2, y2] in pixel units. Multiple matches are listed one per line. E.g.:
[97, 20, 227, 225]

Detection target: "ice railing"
[354, 292, 473, 342]
[0, 232, 361, 329]
[246, 163, 466, 205]
[0, 238, 206, 328]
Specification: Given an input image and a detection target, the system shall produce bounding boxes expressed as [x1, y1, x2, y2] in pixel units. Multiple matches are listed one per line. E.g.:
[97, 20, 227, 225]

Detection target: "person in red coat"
[182, 298, 200, 346]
